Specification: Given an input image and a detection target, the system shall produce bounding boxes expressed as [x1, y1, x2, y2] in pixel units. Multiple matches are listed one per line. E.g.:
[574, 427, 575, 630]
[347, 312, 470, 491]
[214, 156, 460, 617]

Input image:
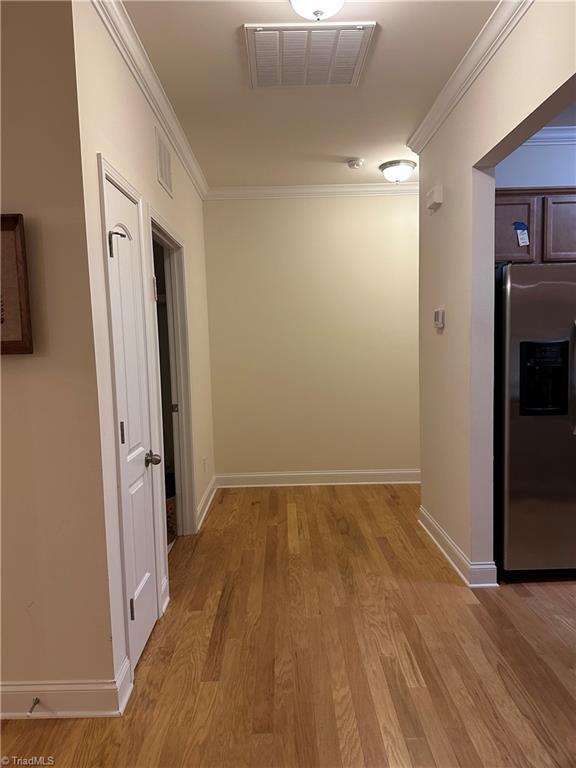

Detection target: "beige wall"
[1, 0, 216, 695]
[1, 2, 113, 682]
[72, 1, 215, 512]
[205, 196, 419, 475]
[71, 1, 215, 673]
[419, 0, 575, 562]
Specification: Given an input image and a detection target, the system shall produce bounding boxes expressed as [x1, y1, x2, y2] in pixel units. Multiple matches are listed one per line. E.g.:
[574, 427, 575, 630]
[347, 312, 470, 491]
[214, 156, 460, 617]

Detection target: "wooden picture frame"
[1, 214, 33, 354]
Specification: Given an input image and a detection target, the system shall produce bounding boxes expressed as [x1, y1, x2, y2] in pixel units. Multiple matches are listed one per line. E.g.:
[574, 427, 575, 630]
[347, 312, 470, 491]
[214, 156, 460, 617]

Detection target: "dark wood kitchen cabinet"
[495, 187, 576, 264]
[495, 194, 542, 263]
[543, 194, 576, 262]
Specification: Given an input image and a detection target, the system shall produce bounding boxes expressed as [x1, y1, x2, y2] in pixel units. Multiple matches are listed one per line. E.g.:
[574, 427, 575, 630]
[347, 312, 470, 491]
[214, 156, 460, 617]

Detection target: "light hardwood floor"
[2, 485, 575, 767]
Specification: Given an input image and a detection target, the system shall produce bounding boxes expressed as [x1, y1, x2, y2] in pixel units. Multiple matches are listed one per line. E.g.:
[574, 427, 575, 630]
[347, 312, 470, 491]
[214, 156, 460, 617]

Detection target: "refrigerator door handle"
[571, 320, 576, 436]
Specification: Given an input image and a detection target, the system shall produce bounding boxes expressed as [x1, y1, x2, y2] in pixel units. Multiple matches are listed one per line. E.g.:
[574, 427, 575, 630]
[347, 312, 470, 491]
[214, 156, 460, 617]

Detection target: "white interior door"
[104, 178, 159, 666]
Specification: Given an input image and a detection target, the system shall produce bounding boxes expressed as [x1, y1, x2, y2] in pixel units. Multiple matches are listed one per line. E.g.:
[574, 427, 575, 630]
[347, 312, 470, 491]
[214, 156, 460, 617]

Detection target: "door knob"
[145, 450, 162, 467]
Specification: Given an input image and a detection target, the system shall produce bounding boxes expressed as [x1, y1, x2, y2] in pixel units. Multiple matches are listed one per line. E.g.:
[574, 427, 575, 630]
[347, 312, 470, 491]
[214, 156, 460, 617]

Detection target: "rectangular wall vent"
[156, 128, 173, 196]
[245, 22, 376, 88]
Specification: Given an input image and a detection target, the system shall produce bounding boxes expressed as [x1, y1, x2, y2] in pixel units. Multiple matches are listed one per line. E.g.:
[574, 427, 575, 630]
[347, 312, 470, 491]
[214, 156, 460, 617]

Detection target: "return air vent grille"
[245, 22, 376, 88]
[156, 128, 173, 196]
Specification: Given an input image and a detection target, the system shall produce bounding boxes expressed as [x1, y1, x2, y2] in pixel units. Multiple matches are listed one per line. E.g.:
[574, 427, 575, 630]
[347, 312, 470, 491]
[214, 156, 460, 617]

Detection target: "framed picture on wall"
[1, 214, 33, 354]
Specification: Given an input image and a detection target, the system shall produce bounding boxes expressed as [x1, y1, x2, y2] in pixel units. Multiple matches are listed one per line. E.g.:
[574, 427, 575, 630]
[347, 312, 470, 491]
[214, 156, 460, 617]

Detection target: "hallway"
[2, 484, 575, 767]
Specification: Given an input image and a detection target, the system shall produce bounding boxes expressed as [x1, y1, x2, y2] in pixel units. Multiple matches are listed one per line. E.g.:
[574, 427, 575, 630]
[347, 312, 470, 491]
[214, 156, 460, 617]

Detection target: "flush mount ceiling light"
[290, 0, 344, 21]
[379, 159, 417, 183]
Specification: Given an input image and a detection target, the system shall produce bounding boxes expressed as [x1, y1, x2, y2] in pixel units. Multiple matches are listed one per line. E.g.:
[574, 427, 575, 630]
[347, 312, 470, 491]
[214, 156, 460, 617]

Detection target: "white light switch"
[433, 308, 445, 330]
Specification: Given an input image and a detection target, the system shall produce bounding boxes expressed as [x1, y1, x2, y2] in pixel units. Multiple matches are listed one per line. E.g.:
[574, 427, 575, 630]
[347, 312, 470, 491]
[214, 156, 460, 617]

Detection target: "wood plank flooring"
[2, 484, 575, 767]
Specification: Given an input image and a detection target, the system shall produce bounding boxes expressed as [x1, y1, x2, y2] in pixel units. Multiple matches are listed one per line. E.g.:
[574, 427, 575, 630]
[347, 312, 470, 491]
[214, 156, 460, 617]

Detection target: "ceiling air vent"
[245, 22, 376, 88]
[156, 128, 173, 196]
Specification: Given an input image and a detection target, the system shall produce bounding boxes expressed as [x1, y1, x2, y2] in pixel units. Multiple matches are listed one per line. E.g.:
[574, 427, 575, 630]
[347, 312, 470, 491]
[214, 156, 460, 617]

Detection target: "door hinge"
[152, 275, 158, 301]
[120, 421, 125, 444]
[129, 598, 135, 621]
[108, 230, 127, 258]
[171, 403, 179, 413]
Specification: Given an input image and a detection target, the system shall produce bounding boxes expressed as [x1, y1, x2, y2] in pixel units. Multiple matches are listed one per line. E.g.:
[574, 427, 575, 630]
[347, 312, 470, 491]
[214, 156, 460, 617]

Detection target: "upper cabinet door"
[544, 195, 576, 262]
[495, 196, 542, 263]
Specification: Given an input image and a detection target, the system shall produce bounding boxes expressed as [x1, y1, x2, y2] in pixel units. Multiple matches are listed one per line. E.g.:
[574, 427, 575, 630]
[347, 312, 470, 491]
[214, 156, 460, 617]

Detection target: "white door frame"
[97, 157, 169, 678]
[147, 209, 196, 536]
[160, 250, 183, 536]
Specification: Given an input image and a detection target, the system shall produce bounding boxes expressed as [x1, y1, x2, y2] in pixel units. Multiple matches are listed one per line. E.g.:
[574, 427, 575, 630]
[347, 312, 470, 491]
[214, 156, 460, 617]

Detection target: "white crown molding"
[419, 505, 498, 588]
[524, 126, 576, 146]
[91, 0, 208, 198]
[215, 469, 420, 487]
[1, 656, 133, 719]
[205, 183, 419, 200]
[407, 0, 534, 155]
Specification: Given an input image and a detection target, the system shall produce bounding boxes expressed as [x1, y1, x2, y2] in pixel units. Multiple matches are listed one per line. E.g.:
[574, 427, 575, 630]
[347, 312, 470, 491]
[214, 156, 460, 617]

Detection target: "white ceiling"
[126, 1, 497, 187]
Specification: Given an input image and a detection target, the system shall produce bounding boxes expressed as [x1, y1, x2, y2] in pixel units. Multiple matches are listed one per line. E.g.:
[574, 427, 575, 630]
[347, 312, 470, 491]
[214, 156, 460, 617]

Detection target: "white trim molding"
[196, 476, 218, 531]
[216, 469, 420, 487]
[206, 183, 419, 200]
[1, 657, 132, 720]
[149, 208, 196, 538]
[419, 506, 498, 588]
[524, 126, 576, 146]
[91, 0, 208, 197]
[407, 0, 534, 154]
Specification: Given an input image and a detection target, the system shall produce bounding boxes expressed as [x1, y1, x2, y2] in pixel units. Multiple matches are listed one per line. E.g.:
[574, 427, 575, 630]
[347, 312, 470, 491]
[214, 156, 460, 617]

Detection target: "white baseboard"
[195, 475, 218, 531]
[193, 471, 420, 528]
[418, 505, 498, 588]
[1, 656, 133, 720]
[160, 575, 170, 616]
[116, 657, 133, 714]
[216, 469, 420, 488]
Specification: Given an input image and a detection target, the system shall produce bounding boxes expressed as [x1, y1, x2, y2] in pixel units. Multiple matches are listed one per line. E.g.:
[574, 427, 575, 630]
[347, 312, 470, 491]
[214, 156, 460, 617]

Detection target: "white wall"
[1, 1, 113, 685]
[205, 195, 420, 477]
[418, 0, 575, 575]
[496, 143, 576, 187]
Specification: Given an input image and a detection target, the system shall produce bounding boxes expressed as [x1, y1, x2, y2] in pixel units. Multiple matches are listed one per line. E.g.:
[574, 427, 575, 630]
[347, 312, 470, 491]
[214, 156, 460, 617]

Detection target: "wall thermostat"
[433, 308, 446, 330]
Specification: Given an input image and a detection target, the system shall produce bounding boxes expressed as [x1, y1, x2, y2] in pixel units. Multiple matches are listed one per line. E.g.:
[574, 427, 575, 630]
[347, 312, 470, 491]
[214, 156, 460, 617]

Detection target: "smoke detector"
[245, 22, 376, 88]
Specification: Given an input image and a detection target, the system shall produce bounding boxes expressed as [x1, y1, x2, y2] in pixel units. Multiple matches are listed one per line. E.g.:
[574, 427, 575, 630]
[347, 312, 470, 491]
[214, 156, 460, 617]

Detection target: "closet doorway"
[151, 219, 194, 547]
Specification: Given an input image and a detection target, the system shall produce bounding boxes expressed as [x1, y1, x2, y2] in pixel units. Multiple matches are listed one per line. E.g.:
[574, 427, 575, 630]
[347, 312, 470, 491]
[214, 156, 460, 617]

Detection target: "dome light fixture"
[379, 159, 417, 183]
[289, 0, 345, 21]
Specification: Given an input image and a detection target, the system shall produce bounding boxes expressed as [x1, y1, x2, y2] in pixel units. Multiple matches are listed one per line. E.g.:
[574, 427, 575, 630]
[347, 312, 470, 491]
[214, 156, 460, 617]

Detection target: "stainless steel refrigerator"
[496, 263, 576, 579]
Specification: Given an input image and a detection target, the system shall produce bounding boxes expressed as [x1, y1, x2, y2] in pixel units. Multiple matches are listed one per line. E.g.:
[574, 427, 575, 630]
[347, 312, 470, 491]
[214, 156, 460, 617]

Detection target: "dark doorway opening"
[153, 239, 178, 547]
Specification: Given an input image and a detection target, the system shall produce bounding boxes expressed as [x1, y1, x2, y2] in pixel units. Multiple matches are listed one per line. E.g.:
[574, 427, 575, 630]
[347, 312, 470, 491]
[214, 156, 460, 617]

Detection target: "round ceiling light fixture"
[289, 0, 345, 21]
[379, 159, 417, 183]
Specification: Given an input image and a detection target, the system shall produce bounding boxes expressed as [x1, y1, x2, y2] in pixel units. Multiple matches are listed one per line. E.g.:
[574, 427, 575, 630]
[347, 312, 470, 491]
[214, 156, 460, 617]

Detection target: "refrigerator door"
[503, 263, 576, 571]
